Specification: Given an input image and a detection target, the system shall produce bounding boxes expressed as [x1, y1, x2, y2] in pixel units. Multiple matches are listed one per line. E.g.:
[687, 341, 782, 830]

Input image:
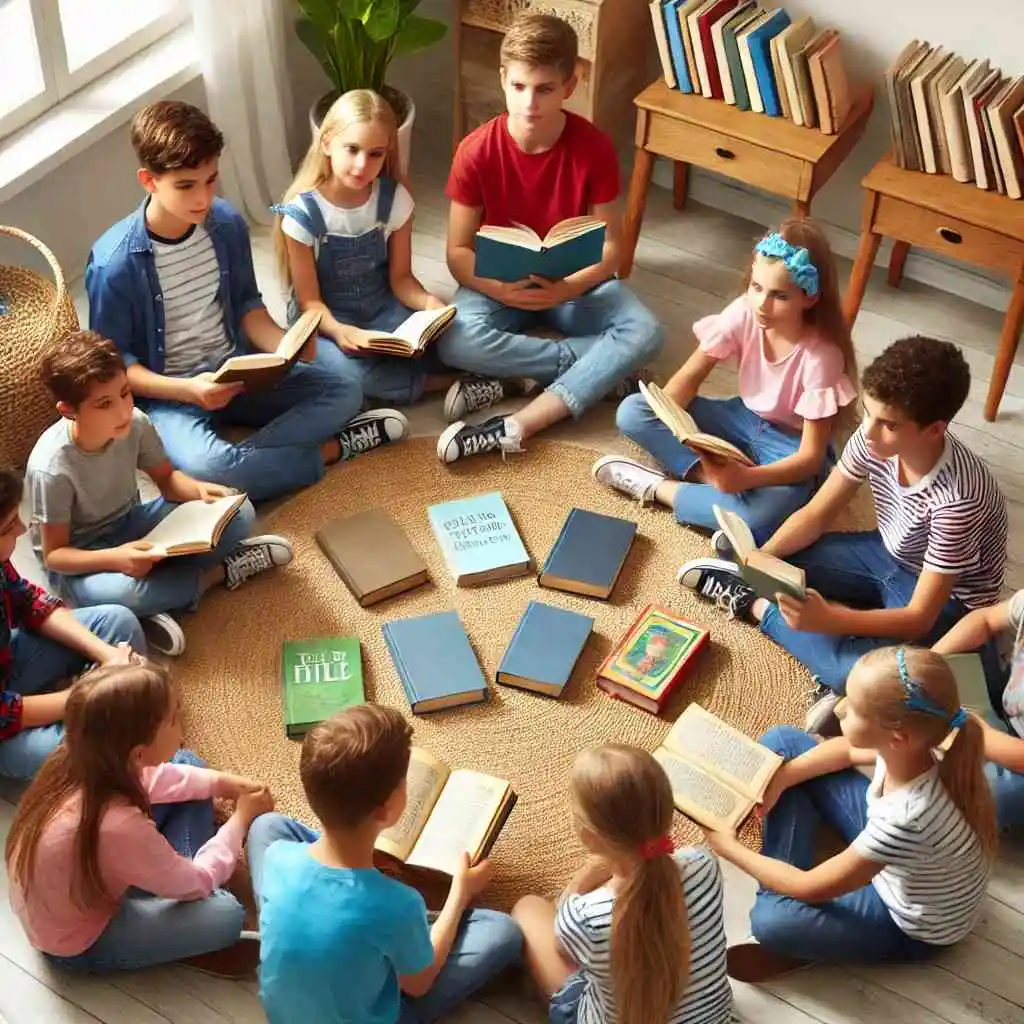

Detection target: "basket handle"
[0, 224, 69, 327]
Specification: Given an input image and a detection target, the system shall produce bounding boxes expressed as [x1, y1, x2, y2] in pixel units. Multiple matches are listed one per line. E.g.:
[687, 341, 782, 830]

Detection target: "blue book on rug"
[428, 491, 531, 586]
[382, 610, 489, 714]
[748, 9, 791, 116]
[474, 220, 605, 283]
[663, 0, 694, 94]
[539, 508, 638, 600]
[497, 601, 595, 697]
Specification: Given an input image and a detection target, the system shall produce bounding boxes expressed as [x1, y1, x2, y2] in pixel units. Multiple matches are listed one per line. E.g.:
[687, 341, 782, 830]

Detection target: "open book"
[375, 748, 517, 876]
[639, 381, 753, 465]
[475, 217, 606, 283]
[141, 493, 247, 557]
[210, 310, 322, 388]
[713, 505, 806, 601]
[653, 703, 783, 831]
[361, 305, 457, 358]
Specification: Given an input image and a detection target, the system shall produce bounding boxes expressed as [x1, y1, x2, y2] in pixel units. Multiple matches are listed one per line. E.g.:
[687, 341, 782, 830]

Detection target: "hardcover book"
[281, 637, 364, 739]
[807, 30, 852, 135]
[142, 493, 247, 557]
[428, 492, 530, 587]
[737, 10, 772, 112]
[597, 605, 709, 714]
[211, 309, 322, 389]
[640, 381, 753, 464]
[474, 218, 605, 283]
[650, 0, 678, 89]
[361, 305, 456, 358]
[746, 8, 791, 117]
[712, 1, 755, 105]
[721, 6, 763, 110]
[662, 0, 694, 93]
[776, 16, 816, 127]
[694, 0, 743, 99]
[712, 505, 806, 601]
[497, 600, 594, 697]
[539, 508, 637, 600]
[910, 46, 950, 173]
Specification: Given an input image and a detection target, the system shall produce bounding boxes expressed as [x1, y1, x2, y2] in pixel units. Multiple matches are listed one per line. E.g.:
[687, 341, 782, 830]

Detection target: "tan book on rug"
[210, 310, 322, 388]
[375, 747, 516, 875]
[653, 703, 783, 831]
[360, 305, 456, 358]
[713, 505, 806, 600]
[142, 493, 247, 557]
[988, 76, 1024, 198]
[929, 55, 966, 176]
[639, 381, 753, 465]
[775, 16, 816, 126]
[910, 46, 949, 173]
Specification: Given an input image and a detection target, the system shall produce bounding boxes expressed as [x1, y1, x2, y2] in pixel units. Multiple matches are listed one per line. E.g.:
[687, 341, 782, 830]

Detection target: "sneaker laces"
[459, 377, 505, 414]
[699, 574, 745, 621]
[339, 420, 383, 459]
[225, 543, 275, 590]
[609, 467, 656, 507]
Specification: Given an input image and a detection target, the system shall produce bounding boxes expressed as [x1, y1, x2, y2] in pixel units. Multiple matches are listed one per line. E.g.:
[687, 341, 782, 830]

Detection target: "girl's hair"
[571, 745, 690, 1024]
[5, 662, 175, 911]
[853, 647, 999, 862]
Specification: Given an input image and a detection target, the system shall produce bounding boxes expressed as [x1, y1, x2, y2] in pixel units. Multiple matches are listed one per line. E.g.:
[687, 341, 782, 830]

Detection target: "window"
[0, 0, 188, 140]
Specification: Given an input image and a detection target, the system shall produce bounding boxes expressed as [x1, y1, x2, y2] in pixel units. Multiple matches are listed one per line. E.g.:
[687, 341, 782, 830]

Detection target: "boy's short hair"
[862, 336, 971, 426]
[0, 469, 22, 521]
[300, 705, 413, 830]
[130, 101, 224, 174]
[40, 331, 126, 408]
[500, 13, 578, 79]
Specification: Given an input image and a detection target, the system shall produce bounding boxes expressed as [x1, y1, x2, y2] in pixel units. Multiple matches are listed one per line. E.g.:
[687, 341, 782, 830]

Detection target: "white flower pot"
[309, 87, 416, 176]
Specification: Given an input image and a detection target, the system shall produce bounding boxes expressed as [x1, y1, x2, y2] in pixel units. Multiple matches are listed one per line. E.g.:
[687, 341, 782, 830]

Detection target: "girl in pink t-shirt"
[6, 660, 273, 976]
[594, 219, 857, 548]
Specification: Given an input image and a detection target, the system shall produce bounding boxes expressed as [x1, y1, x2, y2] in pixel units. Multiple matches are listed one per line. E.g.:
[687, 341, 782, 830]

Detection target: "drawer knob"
[937, 227, 963, 245]
[714, 146, 736, 160]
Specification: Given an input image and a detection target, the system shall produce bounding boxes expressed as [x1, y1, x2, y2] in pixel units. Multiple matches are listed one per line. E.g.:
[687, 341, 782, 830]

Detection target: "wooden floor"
[4, 135, 1024, 1023]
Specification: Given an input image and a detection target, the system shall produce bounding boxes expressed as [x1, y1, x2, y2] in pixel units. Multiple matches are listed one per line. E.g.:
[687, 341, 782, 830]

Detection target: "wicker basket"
[0, 226, 78, 468]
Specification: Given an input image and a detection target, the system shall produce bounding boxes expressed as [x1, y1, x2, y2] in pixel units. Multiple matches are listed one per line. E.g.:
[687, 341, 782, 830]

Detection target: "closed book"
[981, 77, 1011, 194]
[769, 31, 791, 121]
[929, 55, 966, 176]
[712, 1, 754, 105]
[428, 491, 530, 586]
[776, 15, 816, 126]
[539, 508, 637, 601]
[897, 42, 934, 170]
[964, 67, 1001, 189]
[747, 9, 791, 117]
[722, 7, 762, 109]
[737, 11, 772, 113]
[687, 0, 719, 97]
[943, 58, 984, 182]
[885, 40, 927, 169]
[316, 510, 428, 607]
[678, 0, 709, 96]
[696, 0, 743, 99]
[662, 0, 694, 92]
[911, 47, 950, 173]
[650, 0, 677, 88]
[383, 611, 489, 714]
[991, 79, 1024, 199]
[474, 218, 605, 283]
[497, 600, 594, 697]
[808, 31, 852, 135]
[281, 637, 364, 738]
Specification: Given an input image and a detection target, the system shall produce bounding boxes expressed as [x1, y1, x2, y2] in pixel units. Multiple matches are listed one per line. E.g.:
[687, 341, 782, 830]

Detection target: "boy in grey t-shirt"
[26, 332, 294, 656]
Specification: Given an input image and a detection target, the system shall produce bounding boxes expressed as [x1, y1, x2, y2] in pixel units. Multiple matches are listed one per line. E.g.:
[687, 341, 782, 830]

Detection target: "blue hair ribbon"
[895, 649, 967, 730]
[755, 232, 820, 297]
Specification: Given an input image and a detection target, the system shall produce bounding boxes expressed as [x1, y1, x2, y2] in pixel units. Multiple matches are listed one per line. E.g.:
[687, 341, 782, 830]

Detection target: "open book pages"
[211, 309, 322, 382]
[377, 748, 448, 862]
[478, 216, 604, 251]
[141, 493, 247, 557]
[713, 505, 806, 600]
[364, 305, 457, 357]
[638, 381, 753, 465]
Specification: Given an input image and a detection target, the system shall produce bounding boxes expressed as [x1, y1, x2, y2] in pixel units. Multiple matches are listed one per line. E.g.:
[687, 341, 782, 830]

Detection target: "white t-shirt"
[852, 756, 989, 945]
[280, 182, 414, 247]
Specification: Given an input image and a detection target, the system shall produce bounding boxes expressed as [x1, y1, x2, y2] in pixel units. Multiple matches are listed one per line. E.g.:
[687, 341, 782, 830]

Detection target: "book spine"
[382, 626, 416, 706]
[540, 514, 574, 576]
[497, 605, 532, 678]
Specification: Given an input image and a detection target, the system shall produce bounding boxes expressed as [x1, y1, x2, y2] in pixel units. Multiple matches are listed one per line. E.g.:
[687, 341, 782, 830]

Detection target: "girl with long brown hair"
[710, 646, 997, 982]
[512, 745, 732, 1024]
[6, 661, 273, 977]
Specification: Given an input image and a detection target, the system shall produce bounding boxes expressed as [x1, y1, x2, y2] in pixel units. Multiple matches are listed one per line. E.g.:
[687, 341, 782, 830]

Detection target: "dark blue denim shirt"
[85, 196, 266, 373]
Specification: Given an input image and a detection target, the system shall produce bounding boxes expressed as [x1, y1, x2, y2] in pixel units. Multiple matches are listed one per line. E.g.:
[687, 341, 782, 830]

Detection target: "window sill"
[0, 24, 199, 206]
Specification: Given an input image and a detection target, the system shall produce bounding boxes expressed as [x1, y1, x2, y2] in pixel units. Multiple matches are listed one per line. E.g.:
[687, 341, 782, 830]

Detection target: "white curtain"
[190, 0, 294, 226]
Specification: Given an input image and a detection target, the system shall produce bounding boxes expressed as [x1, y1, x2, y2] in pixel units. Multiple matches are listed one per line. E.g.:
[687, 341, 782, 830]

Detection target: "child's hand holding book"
[450, 852, 493, 905]
[112, 541, 165, 578]
[698, 456, 756, 494]
[188, 373, 246, 411]
[776, 588, 835, 632]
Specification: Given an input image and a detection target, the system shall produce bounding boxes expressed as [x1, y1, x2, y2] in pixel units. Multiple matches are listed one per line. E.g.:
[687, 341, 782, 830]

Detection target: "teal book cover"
[281, 637, 364, 738]
[474, 227, 605, 283]
[428, 491, 531, 586]
[724, 8, 761, 109]
[748, 9, 790, 116]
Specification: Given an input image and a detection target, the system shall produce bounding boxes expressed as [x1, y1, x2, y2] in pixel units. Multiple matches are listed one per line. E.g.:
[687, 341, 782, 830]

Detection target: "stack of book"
[648, 2, 853, 133]
[885, 42, 1024, 199]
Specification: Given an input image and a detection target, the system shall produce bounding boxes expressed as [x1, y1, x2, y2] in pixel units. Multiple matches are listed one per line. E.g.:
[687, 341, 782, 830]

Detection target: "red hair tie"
[639, 834, 675, 860]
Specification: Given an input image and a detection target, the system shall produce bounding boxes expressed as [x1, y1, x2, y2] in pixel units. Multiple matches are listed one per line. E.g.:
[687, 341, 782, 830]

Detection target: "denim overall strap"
[376, 176, 397, 224]
[271, 192, 328, 245]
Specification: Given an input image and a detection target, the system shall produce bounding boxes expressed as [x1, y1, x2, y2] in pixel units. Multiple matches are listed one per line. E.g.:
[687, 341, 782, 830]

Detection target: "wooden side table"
[844, 156, 1024, 421]
[620, 79, 874, 278]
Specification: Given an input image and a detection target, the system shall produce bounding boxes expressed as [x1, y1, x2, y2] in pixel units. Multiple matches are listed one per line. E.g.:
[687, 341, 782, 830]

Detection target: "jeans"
[759, 530, 1005, 704]
[750, 726, 935, 964]
[435, 281, 663, 417]
[48, 750, 244, 972]
[1, 605, 145, 780]
[248, 813, 523, 1024]
[548, 972, 586, 1024]
[985, 728, 1024, 830]
[52, 497, 255, 617]
[143, 341, 358, 502]
[617, 393, 827, 543]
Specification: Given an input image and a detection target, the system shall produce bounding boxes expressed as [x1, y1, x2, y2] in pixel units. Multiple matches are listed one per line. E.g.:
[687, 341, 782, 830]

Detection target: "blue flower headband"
[895, 650, 967, 730]
[755, 232, 820, 297]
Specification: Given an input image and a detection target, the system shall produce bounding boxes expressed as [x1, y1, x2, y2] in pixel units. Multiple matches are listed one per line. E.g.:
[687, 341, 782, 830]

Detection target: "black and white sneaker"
[337, 408, 409, 460]
[606, 366, 653, 402]
[710, 529, 736, 559]
[143, 612, 186, 657]
[677, 558, 756, 620]
[443, 376, 535, 422]
[437, 417, 524, 464]
[224, 535, 293, 591]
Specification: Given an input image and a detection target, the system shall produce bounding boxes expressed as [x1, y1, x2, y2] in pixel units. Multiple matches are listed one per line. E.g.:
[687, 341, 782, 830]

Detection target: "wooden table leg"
[844, 229, 882, 327]
[620, 146, 656, 279]
[673, 162, 689, 211]
[887, 240, 910, 288]
[985, 264, 1024, 422]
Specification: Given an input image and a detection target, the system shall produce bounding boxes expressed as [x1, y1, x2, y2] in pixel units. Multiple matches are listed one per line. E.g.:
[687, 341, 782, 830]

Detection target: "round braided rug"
[177, 437, 818, 909]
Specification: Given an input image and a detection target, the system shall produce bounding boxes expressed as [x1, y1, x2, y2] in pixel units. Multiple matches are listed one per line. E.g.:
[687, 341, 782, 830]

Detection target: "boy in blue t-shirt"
[247, 705, 522, 1023]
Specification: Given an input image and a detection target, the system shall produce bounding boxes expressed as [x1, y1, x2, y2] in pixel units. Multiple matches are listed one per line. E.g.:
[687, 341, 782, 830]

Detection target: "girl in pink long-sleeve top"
[5, 661, 273, 977]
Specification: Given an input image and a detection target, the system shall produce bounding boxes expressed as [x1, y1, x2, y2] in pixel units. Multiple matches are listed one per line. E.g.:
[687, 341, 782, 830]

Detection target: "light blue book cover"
[748, 9, 790, 116]
[497, 600, 594, 696]
[663, 0, 694, 94]
[428, 491, 531, 586]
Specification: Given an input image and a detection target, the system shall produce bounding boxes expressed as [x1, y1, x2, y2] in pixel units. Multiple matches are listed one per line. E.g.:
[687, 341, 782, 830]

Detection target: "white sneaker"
[142, 613, 186, 657]
[224, 534, 293, 591]
[337, 409, 409, 460]
[591, 455, 665, 506]
[805, 689, 841, 736]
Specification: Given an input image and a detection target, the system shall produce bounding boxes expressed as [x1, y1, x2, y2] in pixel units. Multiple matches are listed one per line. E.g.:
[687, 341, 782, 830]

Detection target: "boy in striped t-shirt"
[681, 336, 1008, 726]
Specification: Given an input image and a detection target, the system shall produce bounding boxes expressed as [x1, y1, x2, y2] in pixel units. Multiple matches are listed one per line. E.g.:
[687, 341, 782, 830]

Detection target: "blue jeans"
[760, 530, 1005, 703]
[143, 342, 358, 502]
[1, 605, 145, 780]
[52, 497, 255, 617]
[548, 972, 586, 1024]
[248, 813, 523, 1023]
[985, 727, 1024, 830]
[435, 281, 663, 417]
[617, 393, 828, 543]
[750, 726, 935, 964]
[48, 750, 244, 972]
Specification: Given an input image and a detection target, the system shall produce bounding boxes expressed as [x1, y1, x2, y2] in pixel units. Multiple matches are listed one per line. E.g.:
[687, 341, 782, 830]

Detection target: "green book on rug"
[281, 637, 364, 738]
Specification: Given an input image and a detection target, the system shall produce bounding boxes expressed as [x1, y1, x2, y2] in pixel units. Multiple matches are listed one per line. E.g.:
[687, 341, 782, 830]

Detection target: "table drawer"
[644, 116, 806, 198]
[874, 194, 1024, 275]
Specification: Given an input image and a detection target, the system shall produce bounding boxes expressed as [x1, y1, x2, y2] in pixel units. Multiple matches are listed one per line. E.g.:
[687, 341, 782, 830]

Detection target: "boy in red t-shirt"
[435, 13, 663, 463]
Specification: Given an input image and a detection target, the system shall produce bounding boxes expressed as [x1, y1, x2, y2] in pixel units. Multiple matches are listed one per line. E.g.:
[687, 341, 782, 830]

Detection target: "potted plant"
[293, 0, 448, 173]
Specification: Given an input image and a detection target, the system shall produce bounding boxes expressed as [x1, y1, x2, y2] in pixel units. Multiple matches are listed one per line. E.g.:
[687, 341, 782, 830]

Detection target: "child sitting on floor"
[27, 331, 293, 658]
[512, 744, 732, 1024]
[707, 647, 996, 982]
[595, 219, 857, 549]
[6, 660, 273, 977]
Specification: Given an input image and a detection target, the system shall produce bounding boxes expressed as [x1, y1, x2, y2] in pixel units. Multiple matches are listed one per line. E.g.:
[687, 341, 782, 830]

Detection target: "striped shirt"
[150, 224, 232, 376]
[852, 756, 989, 945]
[838, 427, 1007, 608]
[555, 848, 732, 1024]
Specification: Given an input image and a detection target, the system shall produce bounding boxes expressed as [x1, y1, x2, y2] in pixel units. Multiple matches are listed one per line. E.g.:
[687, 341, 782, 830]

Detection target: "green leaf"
[362, 0, 400, 42]
[295, 0, 339, 35]
[391, 13, 447, 56]
[295, 15, 337, 84]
